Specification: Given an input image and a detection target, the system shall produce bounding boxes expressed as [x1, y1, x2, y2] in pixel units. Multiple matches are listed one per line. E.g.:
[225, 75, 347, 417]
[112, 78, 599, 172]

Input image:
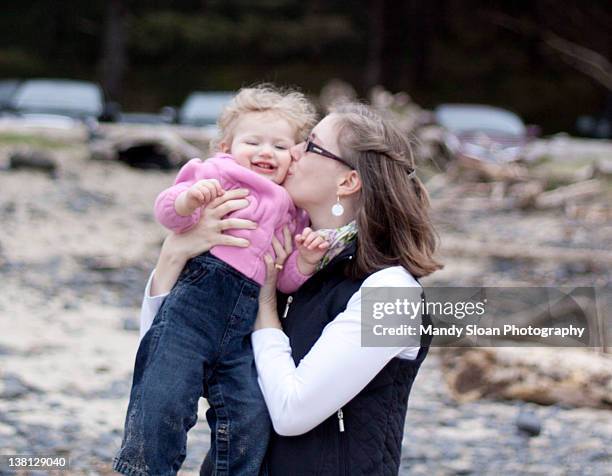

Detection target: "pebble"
[0, 373, 41, 399]
[445, 458, 474, 474]
[516, 409, 542, 436]
[0, 149, 610, 475]
[0, 422, 17, 437]
[0, 343, 15, 355]
[89, 379, 130, 399]
[122, 317, 140, 331]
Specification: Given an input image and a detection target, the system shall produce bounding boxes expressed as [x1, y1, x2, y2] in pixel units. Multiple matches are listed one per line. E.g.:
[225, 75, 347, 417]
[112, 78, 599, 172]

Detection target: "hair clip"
[407, 169, 416, 180]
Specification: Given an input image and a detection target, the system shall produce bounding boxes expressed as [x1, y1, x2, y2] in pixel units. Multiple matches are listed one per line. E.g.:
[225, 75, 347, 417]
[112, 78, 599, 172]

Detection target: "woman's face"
[284, 114, 346, 210]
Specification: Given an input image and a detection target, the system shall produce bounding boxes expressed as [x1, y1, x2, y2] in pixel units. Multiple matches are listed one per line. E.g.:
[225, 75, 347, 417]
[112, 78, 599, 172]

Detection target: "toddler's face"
[223, 112, 296, 185]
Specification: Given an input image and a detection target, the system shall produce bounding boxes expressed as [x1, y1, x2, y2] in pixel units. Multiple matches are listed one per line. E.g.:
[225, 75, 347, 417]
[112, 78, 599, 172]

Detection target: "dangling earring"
[331, 195, 344, 217]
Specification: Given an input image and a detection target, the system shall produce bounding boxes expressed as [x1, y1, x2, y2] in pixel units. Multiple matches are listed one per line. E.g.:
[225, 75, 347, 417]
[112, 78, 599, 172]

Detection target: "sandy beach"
[0, 127, 611, 475]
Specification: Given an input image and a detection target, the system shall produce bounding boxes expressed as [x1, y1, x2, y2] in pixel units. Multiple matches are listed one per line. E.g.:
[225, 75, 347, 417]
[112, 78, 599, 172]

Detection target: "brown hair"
[332, 102, 443, 279]
[211, 84, 317, 151]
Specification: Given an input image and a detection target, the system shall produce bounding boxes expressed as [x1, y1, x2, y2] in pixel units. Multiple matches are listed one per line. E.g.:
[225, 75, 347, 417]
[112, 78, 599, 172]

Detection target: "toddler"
[113, 86, 326, 476]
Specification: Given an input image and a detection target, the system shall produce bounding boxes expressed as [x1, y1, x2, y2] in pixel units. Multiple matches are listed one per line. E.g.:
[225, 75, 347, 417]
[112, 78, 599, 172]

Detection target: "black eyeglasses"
[304, 139, 354, 169]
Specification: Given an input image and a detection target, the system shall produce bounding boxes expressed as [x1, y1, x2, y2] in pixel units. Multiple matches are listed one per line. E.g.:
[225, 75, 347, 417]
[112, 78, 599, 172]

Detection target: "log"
[456, 155, 529, 182]
[89, 129, 205, 169]
[508, 180, 545, 208]
[439, 347, 612, 409]
[534, 179, 602, 209]
[441, 236, 612, 268]
[501, 294, 599, 346]
[564, 202, 612, 224]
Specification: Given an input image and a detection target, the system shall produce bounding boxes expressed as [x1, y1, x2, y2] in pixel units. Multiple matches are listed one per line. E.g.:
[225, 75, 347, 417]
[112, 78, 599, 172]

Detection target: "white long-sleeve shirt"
[139, 266, 422, 436]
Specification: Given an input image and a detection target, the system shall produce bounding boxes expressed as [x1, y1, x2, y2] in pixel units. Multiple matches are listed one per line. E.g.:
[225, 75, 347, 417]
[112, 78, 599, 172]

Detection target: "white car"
[435, 104, 538, 162]
[0, 78, 116, 128]
[178, 91, 235, 134]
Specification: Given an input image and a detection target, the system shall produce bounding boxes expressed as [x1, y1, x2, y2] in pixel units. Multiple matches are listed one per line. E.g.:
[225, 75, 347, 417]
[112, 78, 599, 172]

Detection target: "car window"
[12, 80, 103, 116]
[180, 92, 234, 125]
[0, 80, 19, 107]
[436, 105, 525, 135]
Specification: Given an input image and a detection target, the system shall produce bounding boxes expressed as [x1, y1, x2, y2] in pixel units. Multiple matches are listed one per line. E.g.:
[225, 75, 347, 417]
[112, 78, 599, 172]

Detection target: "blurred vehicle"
[117, 110, 174, 125]
[0, 80, 20, 109]
[575, 115, 611, 139]
[434, 104, 539, 162]
[0, 78, 119, 127]
[176, 91, 235, 132]
[576, 95, 612, 139]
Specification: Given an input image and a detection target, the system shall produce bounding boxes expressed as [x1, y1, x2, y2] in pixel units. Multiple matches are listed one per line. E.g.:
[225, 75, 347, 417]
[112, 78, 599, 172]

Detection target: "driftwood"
[533, 179, 602, 209]
[441, 236, 612, 268]
[565, 202, 612, 224]
[501, 294, 600, 345]
[455, 155, 529, 182]
[89, 129, 205, 169]
[439, 347, 612, 409]
[508, 180, 545, 208]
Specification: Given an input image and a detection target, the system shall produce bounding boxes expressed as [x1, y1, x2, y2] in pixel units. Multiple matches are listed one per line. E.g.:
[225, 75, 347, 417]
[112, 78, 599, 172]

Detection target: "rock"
[8, 150, 57, 176]
[0, 422, 17, 438]
[91, 379, 130, 399]
[1, 201, 16, 215]
[92, 445, 116, 460]
[0, 373, 41, 399]
[122, 317, 140, 332]
[65, 187, 115, 213]
[516, 409, 542, 437]
[445, 458, 474, 475]
[0, 344, 16, 356]
[589, 450, 611, 462]
[61, 422, 81, 433]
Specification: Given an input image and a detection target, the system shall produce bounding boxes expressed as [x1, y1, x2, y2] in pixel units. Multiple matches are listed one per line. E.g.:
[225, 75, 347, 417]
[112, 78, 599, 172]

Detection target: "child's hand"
[295, 227, 330, 275]
[176, 179, 224, 216]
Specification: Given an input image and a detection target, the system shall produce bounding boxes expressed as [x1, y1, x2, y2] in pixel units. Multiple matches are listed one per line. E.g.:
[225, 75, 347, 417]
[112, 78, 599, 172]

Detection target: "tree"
[100, 0, 128, 100]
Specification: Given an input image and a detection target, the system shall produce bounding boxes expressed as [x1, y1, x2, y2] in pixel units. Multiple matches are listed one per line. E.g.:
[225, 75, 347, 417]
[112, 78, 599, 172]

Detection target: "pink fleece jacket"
[154, 153, 310, 293]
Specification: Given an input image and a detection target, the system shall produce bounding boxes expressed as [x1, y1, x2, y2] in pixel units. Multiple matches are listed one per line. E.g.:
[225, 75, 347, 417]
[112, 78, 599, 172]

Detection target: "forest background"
[1, 0, 610, 134]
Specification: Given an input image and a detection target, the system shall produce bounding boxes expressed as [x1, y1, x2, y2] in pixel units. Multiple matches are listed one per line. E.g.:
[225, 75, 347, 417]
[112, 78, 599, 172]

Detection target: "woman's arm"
[253, 260, 421, 436]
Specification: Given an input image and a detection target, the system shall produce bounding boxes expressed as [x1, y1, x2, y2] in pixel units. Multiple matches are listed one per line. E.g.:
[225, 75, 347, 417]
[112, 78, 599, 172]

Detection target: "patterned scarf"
[316, 220, 358, 271]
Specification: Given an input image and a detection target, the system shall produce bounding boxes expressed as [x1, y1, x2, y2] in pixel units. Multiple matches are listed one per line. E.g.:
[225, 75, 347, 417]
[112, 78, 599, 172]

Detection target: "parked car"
[116, 92, 234, 129]
[576, 115, 611, 139]
[176, 91, 235, 131]
[575, 95, 612, 139]
[0, 80, 20, 109]
[0, 78, 119, 127]
[434, 104, 538, 162]
[117, 109, 175, 125]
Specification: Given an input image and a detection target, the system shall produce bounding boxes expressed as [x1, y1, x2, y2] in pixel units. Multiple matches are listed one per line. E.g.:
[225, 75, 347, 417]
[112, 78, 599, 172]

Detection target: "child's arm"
[175, 179, 224, 216]
[276, 228, 329, 294]
[154, 158, 224, 233]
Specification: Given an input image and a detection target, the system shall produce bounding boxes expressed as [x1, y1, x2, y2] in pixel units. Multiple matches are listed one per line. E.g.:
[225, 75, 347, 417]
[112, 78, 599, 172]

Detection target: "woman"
[140, 103, 442, 475]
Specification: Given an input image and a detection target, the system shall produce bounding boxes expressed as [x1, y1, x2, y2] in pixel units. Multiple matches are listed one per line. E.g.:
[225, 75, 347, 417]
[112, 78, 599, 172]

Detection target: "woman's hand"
[151, 188, 256, 295]
[168, 188, 255, 261]
[254, 226, 292, 330]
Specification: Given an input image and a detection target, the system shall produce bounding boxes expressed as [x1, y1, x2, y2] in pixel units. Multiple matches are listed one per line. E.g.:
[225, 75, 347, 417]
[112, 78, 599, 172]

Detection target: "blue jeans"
[113, 253, 270, 476]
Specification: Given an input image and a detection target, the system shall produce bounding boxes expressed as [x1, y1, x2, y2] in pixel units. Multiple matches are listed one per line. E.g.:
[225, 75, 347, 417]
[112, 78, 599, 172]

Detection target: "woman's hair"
[332, 102, 443, 279]
[211, 84, 317, 151]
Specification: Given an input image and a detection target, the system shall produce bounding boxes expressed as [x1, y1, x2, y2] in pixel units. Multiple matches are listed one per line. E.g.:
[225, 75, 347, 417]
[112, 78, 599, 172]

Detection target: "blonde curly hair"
[211, 84, 317, 152]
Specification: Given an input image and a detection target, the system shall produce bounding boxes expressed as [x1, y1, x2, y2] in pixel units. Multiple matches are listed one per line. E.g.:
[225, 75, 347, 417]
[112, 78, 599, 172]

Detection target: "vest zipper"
[337, 408, 348, 476]
[337, 408, 345, 432]
[282, 296, 293, 318]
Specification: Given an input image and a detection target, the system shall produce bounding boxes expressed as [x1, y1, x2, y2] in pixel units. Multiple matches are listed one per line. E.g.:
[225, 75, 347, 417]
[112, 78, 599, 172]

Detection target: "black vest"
[265, 242, 431, 476]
